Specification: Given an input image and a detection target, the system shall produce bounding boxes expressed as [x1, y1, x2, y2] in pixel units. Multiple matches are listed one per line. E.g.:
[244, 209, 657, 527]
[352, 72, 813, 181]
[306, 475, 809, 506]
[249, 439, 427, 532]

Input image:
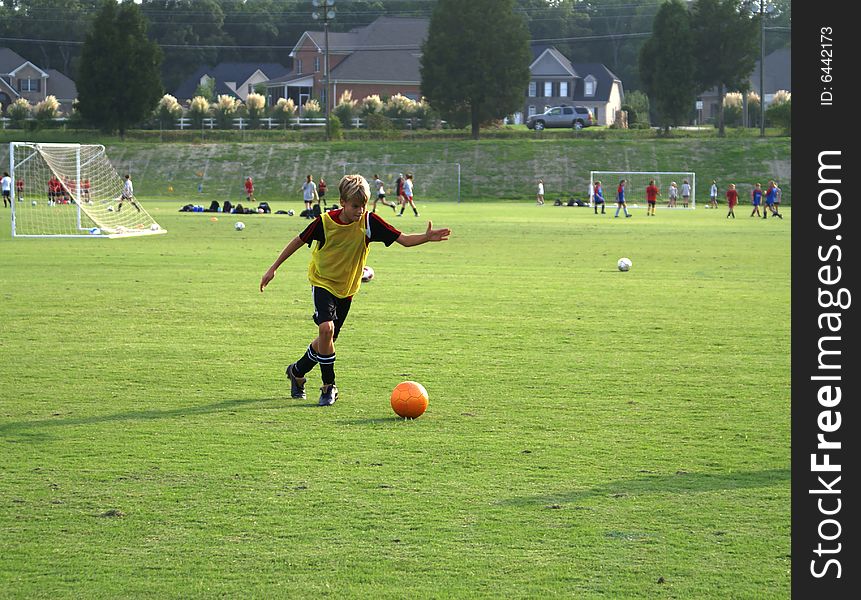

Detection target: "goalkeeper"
[117, 174, 141, 213]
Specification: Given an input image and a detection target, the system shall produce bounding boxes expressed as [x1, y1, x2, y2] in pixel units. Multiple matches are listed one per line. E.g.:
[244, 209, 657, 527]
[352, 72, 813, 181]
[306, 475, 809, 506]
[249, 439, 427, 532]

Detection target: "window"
[563, 107, 573, 115]
[528, 81, 536, 97]
[559, 81, 569, 98]
[315, 57, 320, 72]
[584, 76, 596, 97]
[296, 58, 303, 73]
[544, 82, 553, 98]
[19, 78, 41, 92]
[528, 106, 537, 117]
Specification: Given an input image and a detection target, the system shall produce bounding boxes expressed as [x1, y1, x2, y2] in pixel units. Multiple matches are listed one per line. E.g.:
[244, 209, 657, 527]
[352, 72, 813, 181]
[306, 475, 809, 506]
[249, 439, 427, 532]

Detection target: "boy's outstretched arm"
[260, 235, 304, 292]
[395, 221, 451, 247]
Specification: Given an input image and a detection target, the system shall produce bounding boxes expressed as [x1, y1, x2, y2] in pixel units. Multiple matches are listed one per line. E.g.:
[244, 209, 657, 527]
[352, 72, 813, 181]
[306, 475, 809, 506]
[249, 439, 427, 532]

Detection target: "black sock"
[294, 345, 320, 377]
[317, 352, 335, 385]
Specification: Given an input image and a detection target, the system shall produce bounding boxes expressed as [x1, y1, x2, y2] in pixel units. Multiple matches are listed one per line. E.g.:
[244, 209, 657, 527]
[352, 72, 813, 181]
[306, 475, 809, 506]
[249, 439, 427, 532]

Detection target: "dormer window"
[19, 78, 41, 92]
[584, 75, 597, 97]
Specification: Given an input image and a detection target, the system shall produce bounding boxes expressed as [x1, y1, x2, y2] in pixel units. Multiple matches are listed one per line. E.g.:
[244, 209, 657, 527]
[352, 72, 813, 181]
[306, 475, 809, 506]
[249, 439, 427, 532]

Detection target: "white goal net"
[342, 162, 461, 203]
[9, 142, 165, 238]
[590, 171, 697, 209]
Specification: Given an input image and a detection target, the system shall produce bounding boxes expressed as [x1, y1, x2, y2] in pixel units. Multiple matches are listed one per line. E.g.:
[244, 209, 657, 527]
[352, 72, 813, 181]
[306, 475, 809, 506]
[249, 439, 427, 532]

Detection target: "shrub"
[213, 94, 240, 128]
[302, 99, 322, 119]
[722, 92, 743, 127]
[328, 114, 343, 140]
[624, 90, 650, 126]
[194, 79, 215, 102]
[7, 98, 32, 128]
[365, 113, 395, 131]
[272, 98, 296, 127]
[245, 93, 266, 129]
[765, 95, 791, 133]
[156, 94, 183, 128]
[383, 94, 417, 120]
[333, 90, 358, 127]
[360, 94, 383, 116]
[188, 95, 211, 128]
[746, 91, 761, 128]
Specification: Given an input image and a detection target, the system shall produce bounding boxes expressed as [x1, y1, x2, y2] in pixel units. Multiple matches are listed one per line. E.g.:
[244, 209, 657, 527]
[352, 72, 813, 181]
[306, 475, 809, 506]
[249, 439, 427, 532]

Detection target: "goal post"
[9, 142, 166, 238]
[590, 171, 697, 209]
[342, 162, 462, 203]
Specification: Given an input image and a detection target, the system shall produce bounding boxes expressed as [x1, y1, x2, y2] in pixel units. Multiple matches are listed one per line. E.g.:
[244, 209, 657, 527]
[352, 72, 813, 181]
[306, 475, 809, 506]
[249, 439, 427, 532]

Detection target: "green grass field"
[1, 199, 790, 598]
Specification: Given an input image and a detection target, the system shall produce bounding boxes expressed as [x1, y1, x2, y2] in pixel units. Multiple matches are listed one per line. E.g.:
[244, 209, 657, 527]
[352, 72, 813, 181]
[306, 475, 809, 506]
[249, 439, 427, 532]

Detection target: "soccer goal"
[9, 142, 165, 238]
[590, 171, 697, 209]
[342, 162, 461, 203]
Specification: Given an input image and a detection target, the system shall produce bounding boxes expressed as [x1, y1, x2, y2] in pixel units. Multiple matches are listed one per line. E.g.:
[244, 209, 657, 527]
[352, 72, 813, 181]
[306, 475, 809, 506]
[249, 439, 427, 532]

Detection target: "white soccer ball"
[287, 209, 295, 216]
[150, 223, 160, 231]
[234, 221, 245, 231]
[361, 266, 375, 282]
[31, 200, 37, 206]
[617, 257, 632, 272]
[107, 206, 114, 212]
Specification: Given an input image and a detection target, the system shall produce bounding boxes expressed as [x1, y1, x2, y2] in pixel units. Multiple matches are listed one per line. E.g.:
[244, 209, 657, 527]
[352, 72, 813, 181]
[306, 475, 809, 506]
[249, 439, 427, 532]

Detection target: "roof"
[750, 47, 791, 93]
[174, 62, 291, 99]
[570, 62, 622, 102]
[0, 47, 28, 73]
[45, 69, 77, 100]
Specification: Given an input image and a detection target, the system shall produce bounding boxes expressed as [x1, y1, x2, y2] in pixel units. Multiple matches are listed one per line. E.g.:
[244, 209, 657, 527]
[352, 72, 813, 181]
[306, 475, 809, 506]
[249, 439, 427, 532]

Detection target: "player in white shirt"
[397, 173, 419, 217]
[371, 174, 397, 213]
[1, 172, 11, 207]
[536, 179, 545, 205]
[680, 179, 691, 208]
[117, 174, 141, 212]
[709, 180, 719, 209]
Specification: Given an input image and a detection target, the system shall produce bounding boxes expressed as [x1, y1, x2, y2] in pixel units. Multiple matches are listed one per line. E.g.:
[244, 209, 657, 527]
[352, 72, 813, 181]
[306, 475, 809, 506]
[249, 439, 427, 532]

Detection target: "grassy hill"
[0, 134, 790, 206]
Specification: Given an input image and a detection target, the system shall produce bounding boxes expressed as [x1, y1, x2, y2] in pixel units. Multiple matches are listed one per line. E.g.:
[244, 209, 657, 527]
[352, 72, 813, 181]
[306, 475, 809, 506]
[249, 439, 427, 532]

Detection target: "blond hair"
[339, 174, 370, 204]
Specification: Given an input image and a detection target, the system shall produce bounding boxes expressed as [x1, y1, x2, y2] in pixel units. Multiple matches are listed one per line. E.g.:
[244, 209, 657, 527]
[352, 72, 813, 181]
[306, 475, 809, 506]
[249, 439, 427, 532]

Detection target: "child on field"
[680, 179, 691, 208]
[536, 179, 545, 206]
[750, 183, 763, 218]
[593, 180, 606, 214]
[645, 179, 660, 216]
[260, 174, 451, 406]
[726, 183, 738, 218]
[667, 181, 678, 208]
[117, 174, 141, 212]
[764, 180, 783, 219]
[615, 179, 631, 218]
[372, 174, 397, 213]
[709, 180, 719, 209]
[245, 177, 255, 203]
[301, 174, 317, 218]
[398, 173, 419, 216]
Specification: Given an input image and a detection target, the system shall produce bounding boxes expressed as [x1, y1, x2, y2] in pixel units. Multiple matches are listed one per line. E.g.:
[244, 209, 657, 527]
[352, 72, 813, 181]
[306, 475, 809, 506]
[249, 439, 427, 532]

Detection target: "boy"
[680, 179, 691, 208]
[709, 180, 719, 209]
[645, 179, 660, 216]
[117, 174, 141, 212]
[301, 174, 317, 218]
[398, 173, 419, 217]
[260, 174, 451, 406]
[1, 172, 11, 207]
[536, 179, 545, 206]
[726, 183, 738, 218]
[593, 180, 605, 214]
[764, 180, 783, 219]
[372, 174, 397, 213]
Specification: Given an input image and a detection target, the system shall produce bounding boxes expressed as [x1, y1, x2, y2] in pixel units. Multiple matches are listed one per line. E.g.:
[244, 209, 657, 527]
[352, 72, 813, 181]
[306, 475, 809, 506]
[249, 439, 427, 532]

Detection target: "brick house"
[524, 46, 624, 127]
[0, 48, 77, 114]
[265, 16, 428, 114]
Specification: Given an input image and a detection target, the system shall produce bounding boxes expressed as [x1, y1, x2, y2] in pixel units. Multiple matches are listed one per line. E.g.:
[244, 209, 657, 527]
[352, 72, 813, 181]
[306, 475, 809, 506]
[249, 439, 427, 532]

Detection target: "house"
[525, 46, 624, 127]
[265, 17, 428, 113]
[0, 48, 77, 114]
[174, 62, 291, 102]
[696, 47, 791, 124]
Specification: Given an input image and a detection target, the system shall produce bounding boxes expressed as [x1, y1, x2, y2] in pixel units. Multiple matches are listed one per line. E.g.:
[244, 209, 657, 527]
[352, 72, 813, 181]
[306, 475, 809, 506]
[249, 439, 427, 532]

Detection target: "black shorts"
[377, 193, 386, 199]
[312, 286, 352, 340]
[2, 190, 10, 198]
[318, 190, 326, 198]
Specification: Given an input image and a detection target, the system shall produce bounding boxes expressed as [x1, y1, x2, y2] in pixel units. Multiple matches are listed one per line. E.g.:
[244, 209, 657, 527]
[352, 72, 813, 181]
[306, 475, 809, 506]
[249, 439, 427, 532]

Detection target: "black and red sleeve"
[298, 216, 324, 247]
[368, 212, 401, 246]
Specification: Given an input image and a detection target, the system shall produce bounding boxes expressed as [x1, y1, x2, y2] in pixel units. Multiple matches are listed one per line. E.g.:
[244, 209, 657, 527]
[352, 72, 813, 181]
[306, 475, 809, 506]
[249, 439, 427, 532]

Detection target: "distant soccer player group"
[589, 177, 784, 219]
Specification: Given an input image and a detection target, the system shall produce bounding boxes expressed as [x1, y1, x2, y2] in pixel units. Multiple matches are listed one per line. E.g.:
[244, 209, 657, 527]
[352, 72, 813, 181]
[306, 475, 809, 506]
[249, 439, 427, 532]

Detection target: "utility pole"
[312, 0, 336, 141]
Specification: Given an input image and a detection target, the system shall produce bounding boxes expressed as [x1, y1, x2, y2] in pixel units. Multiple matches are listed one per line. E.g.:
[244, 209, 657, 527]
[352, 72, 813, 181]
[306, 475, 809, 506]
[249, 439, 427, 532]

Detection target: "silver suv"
[526, 105, 594, 130]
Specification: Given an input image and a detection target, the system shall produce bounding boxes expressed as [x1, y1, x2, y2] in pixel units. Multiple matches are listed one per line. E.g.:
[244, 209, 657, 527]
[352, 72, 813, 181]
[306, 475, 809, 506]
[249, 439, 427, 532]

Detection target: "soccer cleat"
[286, 363, 307, 399]
[318, 384, 338, 406]
[626, 214, 632, 218]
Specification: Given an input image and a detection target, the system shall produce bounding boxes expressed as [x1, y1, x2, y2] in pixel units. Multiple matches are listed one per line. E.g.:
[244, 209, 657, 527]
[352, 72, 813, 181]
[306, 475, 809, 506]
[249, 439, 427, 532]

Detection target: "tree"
[77, 0, 163, 137]
[421, 0, 531, 139]
[639, 0, 697, 132]
[690, 0, 758, 136]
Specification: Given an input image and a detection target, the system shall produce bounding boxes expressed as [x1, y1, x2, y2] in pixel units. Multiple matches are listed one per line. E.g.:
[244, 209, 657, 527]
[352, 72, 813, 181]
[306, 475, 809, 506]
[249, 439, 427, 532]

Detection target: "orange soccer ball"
[390, 381, 429, 419]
